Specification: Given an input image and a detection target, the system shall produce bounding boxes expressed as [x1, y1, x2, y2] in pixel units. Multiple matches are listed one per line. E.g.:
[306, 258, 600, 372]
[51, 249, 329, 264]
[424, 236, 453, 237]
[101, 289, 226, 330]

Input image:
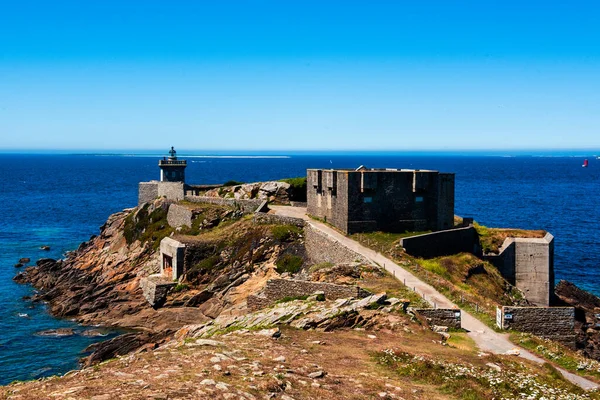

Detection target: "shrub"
[271, 224, 302, 241]
[275, 254, 303, 274]
[195, 255, 221, 270]
[123, 204, 173, 249]
[172, 283, 189, 293]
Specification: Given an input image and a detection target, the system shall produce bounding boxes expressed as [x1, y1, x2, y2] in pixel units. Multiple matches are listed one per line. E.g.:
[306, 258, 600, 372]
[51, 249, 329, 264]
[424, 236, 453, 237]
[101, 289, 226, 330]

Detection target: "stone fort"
[307, 167, 455, 234]
[139, 149, 556, 307]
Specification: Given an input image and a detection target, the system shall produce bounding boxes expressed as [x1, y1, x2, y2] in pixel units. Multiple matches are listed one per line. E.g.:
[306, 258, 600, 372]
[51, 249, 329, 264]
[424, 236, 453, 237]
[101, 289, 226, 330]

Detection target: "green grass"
[275, 254, 303, 274]
[351, 230, 431, 253]
[270, 224, 302, 241]
[474, 222, 546, 254]
[418, 259, 452, 280]
[123, 204, 174, 249]
[375, 349, 592, 400]
[308, 262, 334, 272]
[172, 283, 189, 293]
[510, 332, 600, 381]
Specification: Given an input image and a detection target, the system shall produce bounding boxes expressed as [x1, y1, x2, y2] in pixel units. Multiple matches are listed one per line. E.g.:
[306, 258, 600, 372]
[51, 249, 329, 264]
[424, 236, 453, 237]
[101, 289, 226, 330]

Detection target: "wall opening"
[162, 254, 173, 278]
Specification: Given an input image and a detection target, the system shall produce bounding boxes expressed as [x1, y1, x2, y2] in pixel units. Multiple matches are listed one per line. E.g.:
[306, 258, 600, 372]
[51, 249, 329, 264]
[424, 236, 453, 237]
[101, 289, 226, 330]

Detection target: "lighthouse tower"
[158, 146, 187, 182]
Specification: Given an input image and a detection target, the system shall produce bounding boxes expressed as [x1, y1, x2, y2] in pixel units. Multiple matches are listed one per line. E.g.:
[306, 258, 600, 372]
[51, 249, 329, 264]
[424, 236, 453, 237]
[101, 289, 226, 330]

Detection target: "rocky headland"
[6, 183, 600, 399]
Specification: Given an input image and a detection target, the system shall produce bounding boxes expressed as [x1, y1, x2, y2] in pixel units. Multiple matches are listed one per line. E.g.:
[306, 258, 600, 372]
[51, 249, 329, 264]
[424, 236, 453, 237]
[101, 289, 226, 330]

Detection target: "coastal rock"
[40, 245, 51, 251]
[19, 257, 31, 264]
[81, 329, 108, 337]
[36, 328, 75, 337]
[14, 263, 23, 268]
[183, 289, 213, 307]
[204, 181, 292, 203]
[555, 280, 600, 360]
[83, 332, 168, 366]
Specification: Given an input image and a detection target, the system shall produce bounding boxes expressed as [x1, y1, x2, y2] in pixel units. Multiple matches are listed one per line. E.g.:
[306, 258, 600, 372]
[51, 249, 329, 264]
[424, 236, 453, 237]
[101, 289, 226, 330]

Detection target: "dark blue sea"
[1, 152, 599, 384]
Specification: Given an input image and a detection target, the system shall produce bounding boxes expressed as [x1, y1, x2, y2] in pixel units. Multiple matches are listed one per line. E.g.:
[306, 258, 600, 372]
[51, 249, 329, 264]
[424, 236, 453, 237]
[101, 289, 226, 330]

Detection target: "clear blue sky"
[1, 1, 600, 152]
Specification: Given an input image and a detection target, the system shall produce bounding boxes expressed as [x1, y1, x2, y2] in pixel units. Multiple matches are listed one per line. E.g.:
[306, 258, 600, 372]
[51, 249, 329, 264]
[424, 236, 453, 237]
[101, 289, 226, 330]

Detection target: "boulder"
[40, 246, 51, 251]
[81, 329, 108, 337]
[36, 328, 75, 337]
[83, 332, 167, 366]
[19, 258, 31, 264]
[184, 289, 214, 307]
[308, 371, 326, 379]
[36, 258, 57, 267]
[256, 328, 281, 338]
[307, 291, 326, 302]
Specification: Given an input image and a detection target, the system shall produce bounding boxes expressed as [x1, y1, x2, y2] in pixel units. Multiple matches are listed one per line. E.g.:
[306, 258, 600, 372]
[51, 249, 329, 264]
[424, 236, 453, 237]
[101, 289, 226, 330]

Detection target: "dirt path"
[270, 206, 599, 390]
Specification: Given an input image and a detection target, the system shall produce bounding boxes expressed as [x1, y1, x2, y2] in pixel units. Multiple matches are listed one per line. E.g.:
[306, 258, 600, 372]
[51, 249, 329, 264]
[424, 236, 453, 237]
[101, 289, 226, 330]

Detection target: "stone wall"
[157, 181, 185, 202]
[499, 306, 575, 347]
[253, 213, 305, 227]
[138, 182, 159, 205]
[139, 275, 176, 308]
[400, 226, 480, 258]
[167, 204, 193, 228]
[247, 278, 370, 311]
[412, 308, 461, 329]
[304, 225, 371, 266]
[184, 196, 263, 213]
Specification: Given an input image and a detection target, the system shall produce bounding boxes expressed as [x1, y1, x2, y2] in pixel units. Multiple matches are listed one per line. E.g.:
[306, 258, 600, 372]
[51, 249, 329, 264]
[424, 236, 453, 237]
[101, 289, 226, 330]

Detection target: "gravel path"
[270, 206, 599, 390]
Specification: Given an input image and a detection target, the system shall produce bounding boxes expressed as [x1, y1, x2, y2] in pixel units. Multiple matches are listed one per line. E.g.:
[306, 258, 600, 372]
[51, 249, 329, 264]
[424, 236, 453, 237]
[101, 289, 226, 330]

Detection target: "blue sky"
[1, 1, 599, 152]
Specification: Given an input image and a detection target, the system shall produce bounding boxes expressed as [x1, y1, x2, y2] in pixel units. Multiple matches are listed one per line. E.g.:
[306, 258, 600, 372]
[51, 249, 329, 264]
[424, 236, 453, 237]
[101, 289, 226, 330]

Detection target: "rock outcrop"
[555, 280, 600, 359]
[204, 181, 292, 203]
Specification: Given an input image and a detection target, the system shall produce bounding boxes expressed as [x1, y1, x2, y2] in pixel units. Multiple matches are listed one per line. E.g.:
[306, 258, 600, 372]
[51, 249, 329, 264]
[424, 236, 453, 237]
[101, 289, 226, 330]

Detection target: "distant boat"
[583, 159, 589, 168]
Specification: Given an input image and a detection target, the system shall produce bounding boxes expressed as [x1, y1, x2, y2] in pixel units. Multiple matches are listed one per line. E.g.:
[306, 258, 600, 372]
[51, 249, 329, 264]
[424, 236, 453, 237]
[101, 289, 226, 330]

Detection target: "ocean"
[0, 152, 598, 384]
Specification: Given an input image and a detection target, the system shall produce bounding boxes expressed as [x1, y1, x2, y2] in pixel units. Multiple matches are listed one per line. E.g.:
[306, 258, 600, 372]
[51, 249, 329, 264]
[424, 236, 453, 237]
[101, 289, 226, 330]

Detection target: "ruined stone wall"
[500, 306, 575, 347]
[184, 196, 262, 213]
[167, 204, 193, 228]
[253, 213, 305, 227]
[138, 182, 159, 205]
[247, 278, 369, 311]
[413, 308, 461, 329]
[400, 226, 480, 258]
[304, 225, 370, 265]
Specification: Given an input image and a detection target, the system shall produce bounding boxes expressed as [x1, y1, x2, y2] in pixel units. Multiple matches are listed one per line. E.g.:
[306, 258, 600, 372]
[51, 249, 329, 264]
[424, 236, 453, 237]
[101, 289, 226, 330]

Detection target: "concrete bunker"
[160, 237, 186, 280]
[486, 233, 555, 306]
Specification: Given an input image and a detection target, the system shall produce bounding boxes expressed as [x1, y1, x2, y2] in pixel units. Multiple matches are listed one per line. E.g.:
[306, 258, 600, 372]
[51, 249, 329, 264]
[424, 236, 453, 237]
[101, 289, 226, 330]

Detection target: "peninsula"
[5, 149, 600, 399]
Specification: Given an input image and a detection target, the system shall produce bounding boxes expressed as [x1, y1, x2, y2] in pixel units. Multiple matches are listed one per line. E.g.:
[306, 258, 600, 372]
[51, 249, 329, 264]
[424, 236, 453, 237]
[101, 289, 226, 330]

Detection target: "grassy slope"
[352, 231, 522, 329]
